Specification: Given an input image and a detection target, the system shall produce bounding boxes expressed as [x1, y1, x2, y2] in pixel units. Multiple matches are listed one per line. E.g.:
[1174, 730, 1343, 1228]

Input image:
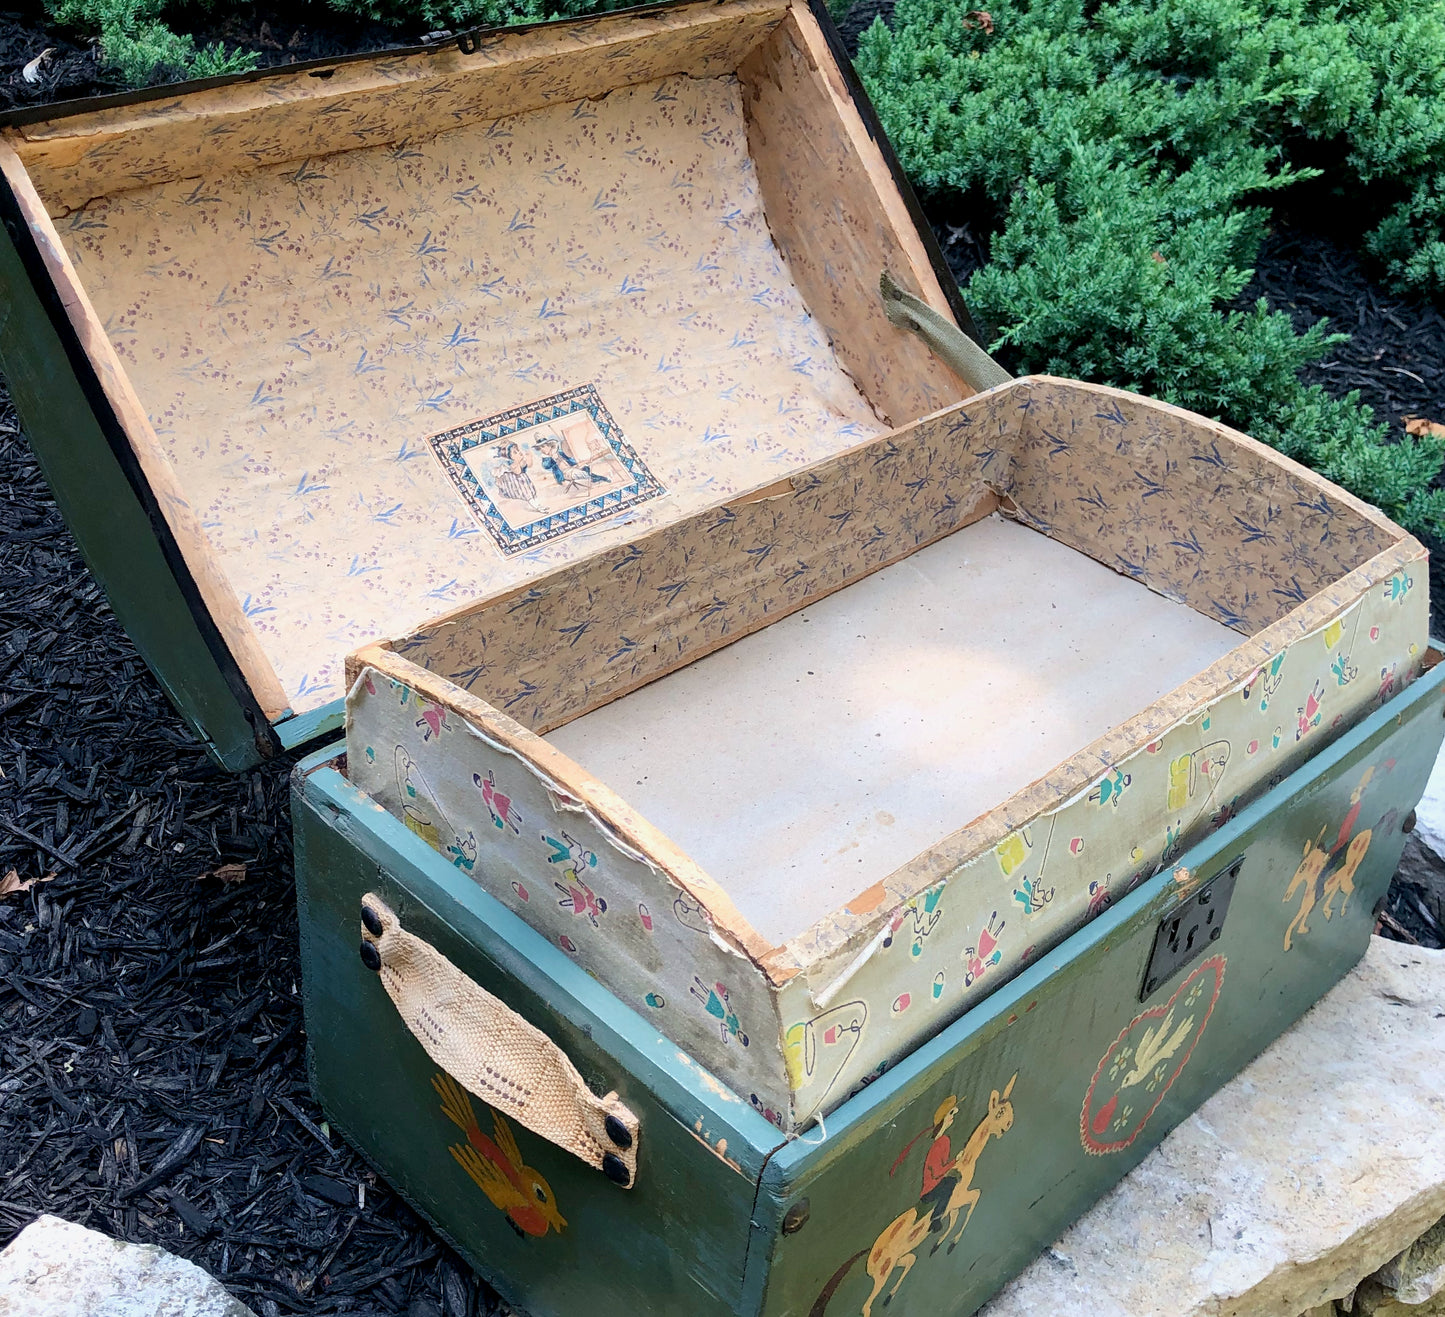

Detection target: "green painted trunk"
[294, 657, 1445, 1317]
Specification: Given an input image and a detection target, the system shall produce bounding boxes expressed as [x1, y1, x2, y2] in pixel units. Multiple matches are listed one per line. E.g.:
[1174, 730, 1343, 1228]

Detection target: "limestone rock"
[982, 938, 1445, 1317]
[1378, 1215, 1445, 1305]
[0, 1215, 255, 1317]
[1410, 744, 1445, 866]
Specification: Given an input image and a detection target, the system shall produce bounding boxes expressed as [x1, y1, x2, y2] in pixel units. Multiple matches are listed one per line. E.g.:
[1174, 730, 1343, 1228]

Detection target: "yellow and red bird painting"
[433, 1073, 567, 1238]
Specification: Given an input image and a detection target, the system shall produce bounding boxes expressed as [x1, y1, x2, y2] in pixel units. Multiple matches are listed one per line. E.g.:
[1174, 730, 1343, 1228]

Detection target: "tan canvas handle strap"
[879, 270, 1014, 394]
[359, 894, 639, 1188]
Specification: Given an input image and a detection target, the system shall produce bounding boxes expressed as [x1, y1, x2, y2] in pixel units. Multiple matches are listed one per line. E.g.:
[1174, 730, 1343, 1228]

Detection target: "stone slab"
[982, 937, 1445, 1317]
[0, 1214, 255, 1317]
[1410, 741, 1445, 863]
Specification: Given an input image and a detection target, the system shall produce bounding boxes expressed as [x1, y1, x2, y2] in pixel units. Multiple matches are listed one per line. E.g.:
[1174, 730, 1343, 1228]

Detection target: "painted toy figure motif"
[543, 829, 606, 927]
[1296, 680, 1326, 742]
[433, 1073, 565, 1238]
[414, 701, 450, 742]
[1089, 768, 1131, 809]
[446, 831, 478, 872]
[473, 769, 523, 834]
[963, 912, 1005, 988]
[1012, 874, 1054, 917]
[1282, 764, 1381, 950]
[785, 1001, 868, 1105]
[394, 746, 452, 851]
[808, 1076, 1019, 1317]
[1243, 653, 1287, 713]
[691, 977, 748, 1047]
[881, 884, 945, 955]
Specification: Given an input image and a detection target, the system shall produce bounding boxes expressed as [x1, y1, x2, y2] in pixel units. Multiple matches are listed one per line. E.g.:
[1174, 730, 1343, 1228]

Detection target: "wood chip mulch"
[0, 397, 506, 1315]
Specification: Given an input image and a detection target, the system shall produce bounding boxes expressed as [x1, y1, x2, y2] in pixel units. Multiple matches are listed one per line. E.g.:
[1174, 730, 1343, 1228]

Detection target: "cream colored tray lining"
[547, 515, 1242, 944]
[50, 72, 886, 713]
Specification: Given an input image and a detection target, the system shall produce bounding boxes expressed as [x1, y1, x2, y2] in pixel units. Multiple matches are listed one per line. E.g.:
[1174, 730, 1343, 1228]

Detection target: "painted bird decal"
[433, 1073, 566, 1238]
[1121, 1008, 1194, 1088]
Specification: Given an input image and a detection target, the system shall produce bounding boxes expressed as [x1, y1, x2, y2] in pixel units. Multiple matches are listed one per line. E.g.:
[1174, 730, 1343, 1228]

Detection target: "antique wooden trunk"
[3, 0, 1443, 1310]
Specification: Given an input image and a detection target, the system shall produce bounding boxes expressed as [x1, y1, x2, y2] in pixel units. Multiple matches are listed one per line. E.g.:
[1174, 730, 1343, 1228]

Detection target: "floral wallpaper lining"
[54, 73, 887, 712]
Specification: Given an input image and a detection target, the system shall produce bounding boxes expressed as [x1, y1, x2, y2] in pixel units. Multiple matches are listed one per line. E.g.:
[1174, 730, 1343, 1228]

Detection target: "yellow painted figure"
[808, 1075, 1018, 1316]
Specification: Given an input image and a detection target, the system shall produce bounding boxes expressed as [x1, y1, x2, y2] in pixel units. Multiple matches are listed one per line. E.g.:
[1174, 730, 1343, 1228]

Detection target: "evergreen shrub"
[856, 0, 1445, 534]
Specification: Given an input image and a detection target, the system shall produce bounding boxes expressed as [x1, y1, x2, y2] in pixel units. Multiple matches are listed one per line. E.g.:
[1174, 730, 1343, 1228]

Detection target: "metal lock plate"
[1141, 857, 1241, 1000]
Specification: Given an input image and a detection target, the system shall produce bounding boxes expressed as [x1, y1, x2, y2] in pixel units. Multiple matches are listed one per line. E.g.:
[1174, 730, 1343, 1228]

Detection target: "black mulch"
[0, 399, 507, 1315]
[0, 5, 1443, 1311]
[0, 1, 417, 110]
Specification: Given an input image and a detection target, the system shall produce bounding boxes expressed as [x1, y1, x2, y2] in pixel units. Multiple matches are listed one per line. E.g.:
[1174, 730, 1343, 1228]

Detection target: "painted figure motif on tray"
[1242, 653, 1286, 714]
[1384, 571, 1414, 604]
[1012, 874, 1055, 917]
[672, 892, 712, 934]
[807, 1074, 1018, 1317]
[1296, 679, 1326, 742]
[541, 830, 606, 926]
[881, 883, 945, 956]
[785, 1001, 868, 1105]
[473, 769, 523, 834]
[433, 1073, 565, 1238]
[962, 912, 1005, 988]
[1080, 956, 1225, 1155]
[994, 828, 1032, 878]
[1282, 762, 1393, 950]
[1166, 740, 1230, 813]
[1088, 767, 1131, 809]
[394, 747, 452, 851]
[445, 831, 478, 873]
[691, 977, 748, 1047]
[413, 700, 452, 743]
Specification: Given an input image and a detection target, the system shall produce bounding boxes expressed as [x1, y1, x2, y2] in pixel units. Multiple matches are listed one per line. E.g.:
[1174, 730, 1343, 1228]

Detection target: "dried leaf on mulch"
[0, 868, 54, 897]
[193, 862, 248, 885]
[1404, 415, 1445, 439]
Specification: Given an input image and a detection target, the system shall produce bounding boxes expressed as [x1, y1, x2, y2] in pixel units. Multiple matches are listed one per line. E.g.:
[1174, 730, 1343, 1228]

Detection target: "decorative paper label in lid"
[430, 384, 664, 556]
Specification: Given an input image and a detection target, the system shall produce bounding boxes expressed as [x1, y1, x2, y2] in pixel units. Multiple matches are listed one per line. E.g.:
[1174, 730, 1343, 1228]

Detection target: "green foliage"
[50, 0, 259, 85]
[856, 0, 1445, 535]
[320, 0, 628, 39]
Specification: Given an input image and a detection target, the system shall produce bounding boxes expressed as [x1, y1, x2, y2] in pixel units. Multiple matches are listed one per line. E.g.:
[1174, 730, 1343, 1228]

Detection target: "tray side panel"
[294, 765, 782, 1317]
[754, 660, 1445, 1317]
[776, 551, 1428, 1124]
[344, 661, 794, 1123]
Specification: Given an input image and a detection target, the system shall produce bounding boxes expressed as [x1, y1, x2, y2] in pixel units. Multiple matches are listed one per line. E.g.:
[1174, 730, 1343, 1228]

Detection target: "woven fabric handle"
[360, 893, 639, 1188]
[880, 270, 1014, 394]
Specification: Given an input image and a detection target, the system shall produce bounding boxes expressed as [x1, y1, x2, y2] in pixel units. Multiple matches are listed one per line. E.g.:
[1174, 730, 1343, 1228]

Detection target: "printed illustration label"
[430, 384, 663, 556]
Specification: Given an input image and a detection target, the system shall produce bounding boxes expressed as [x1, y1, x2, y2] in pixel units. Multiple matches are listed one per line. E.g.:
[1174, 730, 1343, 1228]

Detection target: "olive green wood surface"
[0, 193, 273, 771]
[294, 659, 1445, 1317]
[293, 768, 788, 1317]
[758, 658, 1445, 1317]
